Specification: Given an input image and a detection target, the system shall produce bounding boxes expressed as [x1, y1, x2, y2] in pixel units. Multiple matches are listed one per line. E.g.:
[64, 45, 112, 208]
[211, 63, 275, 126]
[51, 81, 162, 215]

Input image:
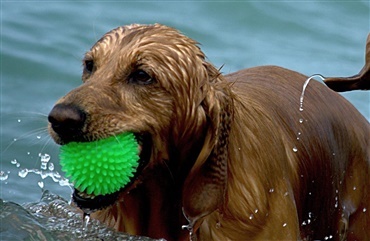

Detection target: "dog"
[48, 24, 369, 241]
[324, 33, 370, 92]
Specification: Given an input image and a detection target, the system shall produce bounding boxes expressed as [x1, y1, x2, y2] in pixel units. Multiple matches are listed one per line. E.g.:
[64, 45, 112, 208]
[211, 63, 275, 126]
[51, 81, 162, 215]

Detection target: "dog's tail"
[324, 33, 370, 92]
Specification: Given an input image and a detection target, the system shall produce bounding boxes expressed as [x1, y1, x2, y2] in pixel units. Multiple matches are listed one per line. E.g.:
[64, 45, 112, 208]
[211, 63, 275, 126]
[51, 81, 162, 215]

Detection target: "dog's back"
[215, 65, 370, 240]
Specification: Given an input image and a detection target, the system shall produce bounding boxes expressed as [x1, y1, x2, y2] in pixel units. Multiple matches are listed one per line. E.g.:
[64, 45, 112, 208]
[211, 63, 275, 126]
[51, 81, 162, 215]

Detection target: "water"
[299, 74, 326, 112]
[1, 1, 369, 240]
[0, 190, 162, 241]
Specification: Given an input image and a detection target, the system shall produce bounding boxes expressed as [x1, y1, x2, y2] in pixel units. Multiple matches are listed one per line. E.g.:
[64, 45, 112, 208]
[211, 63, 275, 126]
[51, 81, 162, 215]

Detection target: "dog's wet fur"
[48, 24, 369, 241]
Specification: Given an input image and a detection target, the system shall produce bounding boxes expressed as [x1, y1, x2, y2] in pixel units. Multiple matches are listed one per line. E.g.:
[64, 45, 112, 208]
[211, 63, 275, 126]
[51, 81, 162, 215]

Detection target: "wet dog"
[48, 24, 369, 241]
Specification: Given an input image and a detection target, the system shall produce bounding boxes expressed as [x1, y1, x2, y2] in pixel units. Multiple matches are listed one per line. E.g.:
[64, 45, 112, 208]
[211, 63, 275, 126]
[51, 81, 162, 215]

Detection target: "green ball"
[59, 132, 140, 196]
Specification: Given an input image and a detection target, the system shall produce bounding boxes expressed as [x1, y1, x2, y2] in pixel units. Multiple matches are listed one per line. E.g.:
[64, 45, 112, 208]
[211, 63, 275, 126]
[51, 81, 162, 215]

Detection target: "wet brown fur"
[49, 24, 370, 241]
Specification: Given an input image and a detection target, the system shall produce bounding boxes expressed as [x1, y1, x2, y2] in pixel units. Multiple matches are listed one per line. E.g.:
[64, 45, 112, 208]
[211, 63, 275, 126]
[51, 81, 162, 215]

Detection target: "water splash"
[294, 74, 326, 153]
[181, 208, 196, 241]
[16, 153, 73, 191]
[11, 159, 21, 167]
[83, 213, 91, 231]
[18, 169, 28, 178]
[299, 74, 325, 112]
[48, 163, 55, 171]
[2, 190, 162, 241]
[0, 171, 9, 181]
[40, 153, 51, 170]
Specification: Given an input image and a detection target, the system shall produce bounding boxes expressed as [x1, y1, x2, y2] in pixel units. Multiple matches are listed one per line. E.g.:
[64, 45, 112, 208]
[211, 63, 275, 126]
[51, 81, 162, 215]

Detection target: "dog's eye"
[129, 70, 154, 85]
[84, 60, 94, 73]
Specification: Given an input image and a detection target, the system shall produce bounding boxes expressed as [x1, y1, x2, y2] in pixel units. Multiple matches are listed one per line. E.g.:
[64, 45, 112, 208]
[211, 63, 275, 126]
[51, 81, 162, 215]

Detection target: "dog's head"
[48, 24, 233, 227]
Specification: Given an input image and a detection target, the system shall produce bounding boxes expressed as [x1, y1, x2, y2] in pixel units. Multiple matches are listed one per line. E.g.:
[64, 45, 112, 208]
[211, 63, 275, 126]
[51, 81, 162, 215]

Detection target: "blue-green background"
[1, 1, 369, 205]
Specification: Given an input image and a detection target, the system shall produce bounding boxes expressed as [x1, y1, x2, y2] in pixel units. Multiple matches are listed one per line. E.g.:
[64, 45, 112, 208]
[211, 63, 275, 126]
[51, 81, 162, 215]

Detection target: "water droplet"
[254, 209, 259, 214]
[27, 152, 30, 155]
[282, 223, 287, 227]
[18, 169, 29, 178]
[292, 147, 298, 153]
[284, 192, 289, 196]
[38, 181, 44, 189]
[299, 118, 304, 124]
[302, 219, 312, 226]
[13, 138, 17, 142]
[269, 188, 275, 193]
[0, 171, 9, 181]
[332, 152, 336, 156]
[40, 153, 51, 162]
[11, 159, 17, 165]
[215, 221, 221, 229]
[363, 208, 367, 213]
[48, 163, 55, 171]
[249, 214, 254, 220]
[36, 135, 41, 139]
[353, 186, 357, 191]
[296, 132, 301, 140]
[82, 212, 91, 230]
[17, 119, 21, 123]
[39, 153, 51, 170]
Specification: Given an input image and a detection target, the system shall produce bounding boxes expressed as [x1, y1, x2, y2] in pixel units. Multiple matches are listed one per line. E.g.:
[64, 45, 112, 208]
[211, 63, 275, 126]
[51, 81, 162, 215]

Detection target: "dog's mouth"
[70, 133, 152, 213]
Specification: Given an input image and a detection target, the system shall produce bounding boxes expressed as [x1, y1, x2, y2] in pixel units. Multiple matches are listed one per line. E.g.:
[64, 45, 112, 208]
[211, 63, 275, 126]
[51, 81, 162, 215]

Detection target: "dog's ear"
[324, 33, 370, 91]
[182, 75, 233, 232]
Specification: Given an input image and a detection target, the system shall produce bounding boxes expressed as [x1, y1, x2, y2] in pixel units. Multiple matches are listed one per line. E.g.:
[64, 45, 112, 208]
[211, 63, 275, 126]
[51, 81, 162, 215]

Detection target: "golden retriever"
[48, 24, 369, 241]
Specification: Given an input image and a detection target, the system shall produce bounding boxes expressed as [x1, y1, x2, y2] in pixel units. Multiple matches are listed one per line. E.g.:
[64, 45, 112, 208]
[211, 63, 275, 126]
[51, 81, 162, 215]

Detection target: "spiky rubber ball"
[59, 132, 140, 196]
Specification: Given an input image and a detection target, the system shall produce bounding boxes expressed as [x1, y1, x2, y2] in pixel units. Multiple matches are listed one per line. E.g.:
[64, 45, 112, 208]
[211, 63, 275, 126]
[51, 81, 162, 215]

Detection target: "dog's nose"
[48, 104, 86, 140]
